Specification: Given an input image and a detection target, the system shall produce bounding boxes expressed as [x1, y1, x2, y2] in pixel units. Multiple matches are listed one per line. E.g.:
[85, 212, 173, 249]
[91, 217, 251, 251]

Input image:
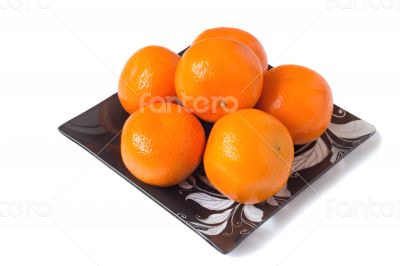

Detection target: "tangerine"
[118, 46, 180, 114]
[175, 38, 263, 122]
[203, 109, 294, 204]
[193, 27, 268, 69]
[257, 65, 333, 145]
[121, 102, 205, 187]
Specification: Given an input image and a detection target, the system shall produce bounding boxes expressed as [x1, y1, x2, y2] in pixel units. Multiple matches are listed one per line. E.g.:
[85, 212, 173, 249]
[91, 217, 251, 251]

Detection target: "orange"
[203, 109, 294, 204]
[257, 65, 333, 145]
[118, 46, 180, 114]
[175, 38, 263, 122]
[120, 102, 205, 187]
[193, 27, 268, 69]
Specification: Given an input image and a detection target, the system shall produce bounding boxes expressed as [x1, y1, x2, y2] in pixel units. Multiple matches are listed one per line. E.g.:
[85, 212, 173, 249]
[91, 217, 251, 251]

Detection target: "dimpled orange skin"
[257, 65, 333, 145]
[120, 103, 206, 187]
[175, 38, 263, 122]
[193, 27, 268, 69]
[203, 109, 294, 204]
[118, 46, 180, 114]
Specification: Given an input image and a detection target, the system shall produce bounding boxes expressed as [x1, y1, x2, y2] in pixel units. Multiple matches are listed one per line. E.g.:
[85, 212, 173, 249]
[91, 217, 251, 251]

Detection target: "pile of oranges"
[118, 27, 333, 204]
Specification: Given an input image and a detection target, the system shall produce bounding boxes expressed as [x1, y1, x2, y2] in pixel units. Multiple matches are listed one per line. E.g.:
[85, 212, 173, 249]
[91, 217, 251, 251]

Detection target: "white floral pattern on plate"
[178, 112, 375, 237]
[179, 176, 291, 236]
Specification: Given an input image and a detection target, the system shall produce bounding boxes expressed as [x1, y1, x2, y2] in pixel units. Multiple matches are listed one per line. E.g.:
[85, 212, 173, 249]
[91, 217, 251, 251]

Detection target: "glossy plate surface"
[59, 54, 376, 254]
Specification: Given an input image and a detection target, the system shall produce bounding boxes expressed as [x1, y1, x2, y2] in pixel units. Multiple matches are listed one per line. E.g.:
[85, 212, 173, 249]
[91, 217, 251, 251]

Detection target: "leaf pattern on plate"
[196, 208, 233, 224]
[266, 197, 279, 207]
[186, 193, 234, 211]
[274, 184, 291, 198]
[243, 205, 263, 223]
[192, 220, 229, 236]
[178, 180, 193, 190]
[180, 175, 292, 236]
[328, 120, 376, 139]
[326, 120, 375, 163]
[176, 113, 375, 238]
[292, 138, 329, 173]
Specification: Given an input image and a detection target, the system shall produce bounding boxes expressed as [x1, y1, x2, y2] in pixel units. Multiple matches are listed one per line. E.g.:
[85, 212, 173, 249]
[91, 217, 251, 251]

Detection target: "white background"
[0, 0, 398, 265]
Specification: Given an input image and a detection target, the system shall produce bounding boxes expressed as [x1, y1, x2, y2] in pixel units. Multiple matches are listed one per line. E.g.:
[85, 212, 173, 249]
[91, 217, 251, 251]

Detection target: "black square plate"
[59, 54, 376, 254]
